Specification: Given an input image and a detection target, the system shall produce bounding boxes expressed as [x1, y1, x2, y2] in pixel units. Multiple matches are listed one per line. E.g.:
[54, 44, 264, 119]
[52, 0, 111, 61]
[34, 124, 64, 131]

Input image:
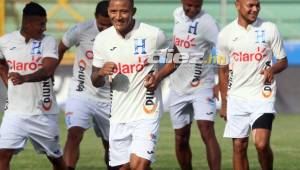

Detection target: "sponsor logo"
[9, 47, 16, 50]
[147, 151, 154, 154]
[232, 37, 239, 42]
[190, 56, 204, 87]
[42, 80, 52, 111]
[149, 133, 157, 140]
[76, 59, 86, 92]
[143, 90, 157, 114]
[262, 85, 272, 98]
[113, 57, 146, 74]
[231, 47, 267, 62]
[4, 99, 8, 111]
[262, 60, 272, 98]
[173, 35, 196, 49]
[228, 70, 234, 90]
[85, 50, 93, 60]
[206, 112, 214, 115]
[206, 97, 215, 104]
[7, 56, 42, 71]
[53, 149, 61, 155]
[110, 47, 117, 51]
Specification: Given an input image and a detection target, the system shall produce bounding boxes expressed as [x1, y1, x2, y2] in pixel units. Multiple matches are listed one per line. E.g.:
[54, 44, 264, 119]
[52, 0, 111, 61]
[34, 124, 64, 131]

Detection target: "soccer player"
[169, 0, 221, 169]
[57, 1, 112, 170]
[91, 0, 177, 169]
[217, 0, 288, 170]
[0, 2, 66, 170]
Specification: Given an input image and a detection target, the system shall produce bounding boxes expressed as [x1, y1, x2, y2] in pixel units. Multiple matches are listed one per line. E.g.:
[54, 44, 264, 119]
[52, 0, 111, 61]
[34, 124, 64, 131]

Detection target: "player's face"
[181, 0, 203, 19]
[236, 0, 260, 24]
[108, 0, 136, 36]
[25, 16, 47, 40]
[96, 15, 112, 32]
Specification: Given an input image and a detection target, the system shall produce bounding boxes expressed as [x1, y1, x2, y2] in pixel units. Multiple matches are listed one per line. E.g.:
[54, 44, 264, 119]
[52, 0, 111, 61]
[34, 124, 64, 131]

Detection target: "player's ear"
[235, 0, 240, 10]
[132, 7, 137, 16]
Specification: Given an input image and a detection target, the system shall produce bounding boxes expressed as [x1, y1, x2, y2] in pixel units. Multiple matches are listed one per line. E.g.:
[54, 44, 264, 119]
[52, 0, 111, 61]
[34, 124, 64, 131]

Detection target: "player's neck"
[237, 17, 255, 29]
[20, 28, 30, 43]
[118, 20, 135, 38]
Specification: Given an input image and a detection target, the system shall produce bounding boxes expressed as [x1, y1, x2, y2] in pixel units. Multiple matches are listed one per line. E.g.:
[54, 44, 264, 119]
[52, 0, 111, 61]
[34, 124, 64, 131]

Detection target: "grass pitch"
[0, 112, 299, 170]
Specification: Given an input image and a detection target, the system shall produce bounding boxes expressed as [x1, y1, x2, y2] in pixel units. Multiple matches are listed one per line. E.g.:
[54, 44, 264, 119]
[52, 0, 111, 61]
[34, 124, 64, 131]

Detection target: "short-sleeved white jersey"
[170, 7, 219, 95]
[217, 18, 287, 101]
[93, 21, 168, 123]
[62, 20, 110, 103]
[0, 31, 59, 116]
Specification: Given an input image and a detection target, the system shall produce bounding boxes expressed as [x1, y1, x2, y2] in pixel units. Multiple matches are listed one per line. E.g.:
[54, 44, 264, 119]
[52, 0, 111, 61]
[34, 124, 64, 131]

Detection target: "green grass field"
[0, 112, 299, 170]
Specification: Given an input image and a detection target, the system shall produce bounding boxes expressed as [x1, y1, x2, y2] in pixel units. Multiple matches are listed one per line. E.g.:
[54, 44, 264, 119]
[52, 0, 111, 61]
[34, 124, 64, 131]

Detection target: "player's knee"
[130, 161, 150, 170]
[233, 139, 248, 154]
[255, 141, 270, 153]
[67, 128, 84, 143]
[175, 134, 189, 150]
[198, 121, 216, 143]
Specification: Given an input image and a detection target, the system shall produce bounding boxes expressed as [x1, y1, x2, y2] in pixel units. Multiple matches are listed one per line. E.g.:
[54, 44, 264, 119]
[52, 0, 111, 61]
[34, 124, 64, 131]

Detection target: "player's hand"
[99, 62, 117, 77]
[213, 84, 219, 100]
[260, 68, 273, 84]
[219, 100, 227, 121]
[8, 72, 25, 85]
[144, 73, 159, 91]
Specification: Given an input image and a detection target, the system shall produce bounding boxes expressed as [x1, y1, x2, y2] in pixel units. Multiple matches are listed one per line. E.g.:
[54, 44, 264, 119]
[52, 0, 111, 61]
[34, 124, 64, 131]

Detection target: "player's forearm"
[0, 63, 8, 87]
[22, 67, 54, 82]
[57, 42, 69, 66]
[218, 66, 229, 103]
[155, 62, 177, 83]
[271, 58, 288, 74]
[91, 67, 106, 87]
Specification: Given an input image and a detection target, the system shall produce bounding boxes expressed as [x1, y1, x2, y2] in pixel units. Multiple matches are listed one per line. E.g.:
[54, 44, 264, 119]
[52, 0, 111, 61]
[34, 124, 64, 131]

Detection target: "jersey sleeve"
[42, 36, 58, 59]
[92, 33, 106, 68]
[203, 16, 219, 47]
[156, 29, 169, 50]
[270, 24, 287, 60]
[216, 31, 230, 66]
[62, 25, 80, 48]
[0, 37, 4, 60]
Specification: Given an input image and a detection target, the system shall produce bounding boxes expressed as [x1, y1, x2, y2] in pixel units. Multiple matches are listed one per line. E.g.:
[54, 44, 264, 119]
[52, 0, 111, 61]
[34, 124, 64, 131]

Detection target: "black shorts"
[252, 113, 275, 130]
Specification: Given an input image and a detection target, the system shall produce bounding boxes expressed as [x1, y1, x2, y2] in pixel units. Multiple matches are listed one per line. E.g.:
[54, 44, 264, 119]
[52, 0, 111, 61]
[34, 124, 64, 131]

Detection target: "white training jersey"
[62, 20, 110, 103]
[170, 7, 219, 95]
[0, 31, 59, 116]
[217, 18, 287, 101]
[93, 21, 169, 123]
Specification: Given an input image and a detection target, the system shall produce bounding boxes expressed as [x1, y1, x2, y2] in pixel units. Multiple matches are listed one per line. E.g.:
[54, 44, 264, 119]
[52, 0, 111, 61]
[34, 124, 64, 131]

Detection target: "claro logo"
[232, 47, 267, 62]
[113, 57, 146, 74]
[42, 80, 52, 111]
[7, 57, 42, 71]
[173, 35, 196, 49]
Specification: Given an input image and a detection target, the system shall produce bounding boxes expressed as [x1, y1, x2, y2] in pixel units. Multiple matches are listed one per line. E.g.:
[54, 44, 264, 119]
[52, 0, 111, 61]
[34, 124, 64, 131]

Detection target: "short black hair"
[95, 1, 109, 17]
[23, 1, 46, 17]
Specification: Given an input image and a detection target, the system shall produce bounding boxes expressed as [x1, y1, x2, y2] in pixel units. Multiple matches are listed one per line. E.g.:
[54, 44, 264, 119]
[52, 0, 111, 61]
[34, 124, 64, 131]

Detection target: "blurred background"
[0, 0, 299, 113]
